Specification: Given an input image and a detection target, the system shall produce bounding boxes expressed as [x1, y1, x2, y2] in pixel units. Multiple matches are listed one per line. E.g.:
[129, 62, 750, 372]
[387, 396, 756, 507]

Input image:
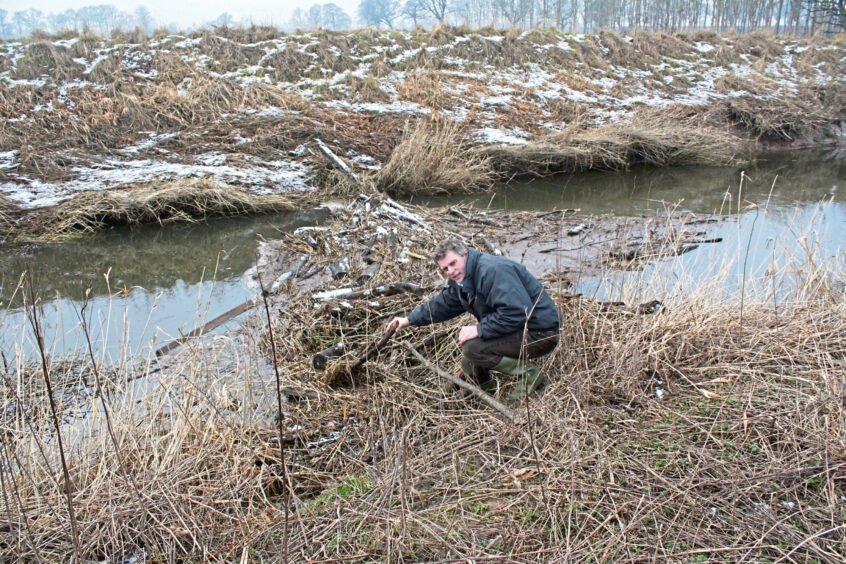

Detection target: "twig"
[24, 272, 81, 559]
[257, 273, 289, 564]
[405, 344, 516, 423]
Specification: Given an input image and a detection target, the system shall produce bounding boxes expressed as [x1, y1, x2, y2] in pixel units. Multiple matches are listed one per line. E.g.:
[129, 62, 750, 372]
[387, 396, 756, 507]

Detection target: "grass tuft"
[41, 178, 298, 238]
[376, 119, 494, 196]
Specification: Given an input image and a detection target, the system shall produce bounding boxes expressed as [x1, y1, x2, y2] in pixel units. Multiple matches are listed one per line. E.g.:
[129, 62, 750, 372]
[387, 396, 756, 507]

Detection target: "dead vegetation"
[2, 197, 843, 561]
[484, 109, 739, 178]
[0, 28, 843, 235]
[376, 119, 494, 196]
[38, 178, 303, 238]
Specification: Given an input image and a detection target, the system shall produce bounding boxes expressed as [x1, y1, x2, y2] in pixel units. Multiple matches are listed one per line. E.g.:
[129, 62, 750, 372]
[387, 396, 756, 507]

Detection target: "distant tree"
[307, 3, 353, 29]
[211, 12, 236, 27]
[494, 0, 534, 26]
[134, 5, 155, 33]
[288, 7, 308, 30]
[403, 0, 429, 26]
[76, 5, 125, 34]
[0, 9, 8, 38]
[11, 9, 46, 37]
[805, 0, 846, 30]
[423, 0, 450, 22]
[358, 0, 402, 27]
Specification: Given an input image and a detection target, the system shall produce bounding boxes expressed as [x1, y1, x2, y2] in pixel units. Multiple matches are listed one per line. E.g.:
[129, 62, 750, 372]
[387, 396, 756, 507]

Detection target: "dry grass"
[39, 178, 300, 238]
[2, 201, 843, 561]
[9, 41, 85, 82]
[484, 110, 739, 178]
[339, 75, 390, 103]
[396, 69, 456, 109]
[375, 119, 494, 196]
[714, 91, 840, 140]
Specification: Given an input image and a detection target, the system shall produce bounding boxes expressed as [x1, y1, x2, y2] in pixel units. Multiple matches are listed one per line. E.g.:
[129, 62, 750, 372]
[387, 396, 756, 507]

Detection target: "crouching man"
[386, 238, 560, 400]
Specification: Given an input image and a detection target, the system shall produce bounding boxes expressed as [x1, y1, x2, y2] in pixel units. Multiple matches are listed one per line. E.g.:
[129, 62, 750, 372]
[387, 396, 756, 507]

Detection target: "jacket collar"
[459, 247, 480, 291]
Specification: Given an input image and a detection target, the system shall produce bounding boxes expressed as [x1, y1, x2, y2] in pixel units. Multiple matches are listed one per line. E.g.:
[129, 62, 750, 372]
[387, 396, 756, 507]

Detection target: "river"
[1, 149, 843, 361]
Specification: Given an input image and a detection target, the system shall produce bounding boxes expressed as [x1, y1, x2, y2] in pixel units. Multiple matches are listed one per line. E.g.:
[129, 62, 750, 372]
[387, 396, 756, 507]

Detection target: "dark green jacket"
[408, 248, 560, 340]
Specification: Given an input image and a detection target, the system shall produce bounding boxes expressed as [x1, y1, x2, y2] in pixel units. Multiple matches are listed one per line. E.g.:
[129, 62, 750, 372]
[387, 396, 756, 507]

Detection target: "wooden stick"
[156, 299, 255, 357]
[313, 342, 346, 369]
[404, 343, 516, 423]
[345, 325, 396, 372]
[315, 138, 355, 178]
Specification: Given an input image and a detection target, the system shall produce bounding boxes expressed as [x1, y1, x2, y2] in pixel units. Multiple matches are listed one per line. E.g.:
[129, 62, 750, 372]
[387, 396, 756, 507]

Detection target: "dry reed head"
[376, 119, 495, 196]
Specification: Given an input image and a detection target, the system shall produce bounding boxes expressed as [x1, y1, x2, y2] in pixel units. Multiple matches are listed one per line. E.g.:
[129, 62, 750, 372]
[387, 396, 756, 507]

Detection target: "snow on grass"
[2, 158, 314, 209]
[472, 127, 530, 145]
[0, 151, 17, 169]
[118, 132, 179, 155]
[324, 99, 429, 115]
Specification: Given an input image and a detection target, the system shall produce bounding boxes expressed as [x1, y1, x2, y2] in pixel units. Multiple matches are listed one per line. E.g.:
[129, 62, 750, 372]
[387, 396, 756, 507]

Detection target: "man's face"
[437, 249, 468, 284]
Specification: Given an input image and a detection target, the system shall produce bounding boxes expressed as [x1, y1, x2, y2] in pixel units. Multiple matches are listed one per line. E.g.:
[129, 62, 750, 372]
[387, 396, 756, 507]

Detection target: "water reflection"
[1, 209, 328, 361]
[415, 150, 844, 216]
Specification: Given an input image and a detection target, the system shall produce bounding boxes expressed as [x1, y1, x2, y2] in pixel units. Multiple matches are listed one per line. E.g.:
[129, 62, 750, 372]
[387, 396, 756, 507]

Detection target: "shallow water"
[0, 209, 327, 361]
[416, 149, 846, 301]
[1, 149, 844, 360]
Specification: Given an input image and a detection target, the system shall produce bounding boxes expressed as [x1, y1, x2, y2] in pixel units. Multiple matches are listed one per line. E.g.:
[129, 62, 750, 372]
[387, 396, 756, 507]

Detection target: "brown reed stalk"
[257, 273, 290, 563]
[77, 291, 158, 557]
[23, 271, 80, 558]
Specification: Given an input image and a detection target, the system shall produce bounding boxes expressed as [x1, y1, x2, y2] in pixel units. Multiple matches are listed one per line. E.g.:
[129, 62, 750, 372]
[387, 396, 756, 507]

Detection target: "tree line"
[0, 0, 842, 40]
[366, 0, 844, 33]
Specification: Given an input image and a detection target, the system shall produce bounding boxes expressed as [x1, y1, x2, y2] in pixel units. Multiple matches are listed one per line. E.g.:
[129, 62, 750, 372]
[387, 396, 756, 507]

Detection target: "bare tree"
[424, 0, 451, 21]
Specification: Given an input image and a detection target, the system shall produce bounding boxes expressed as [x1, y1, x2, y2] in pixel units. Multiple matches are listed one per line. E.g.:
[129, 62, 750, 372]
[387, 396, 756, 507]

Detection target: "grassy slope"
[0, 26, 844, 225]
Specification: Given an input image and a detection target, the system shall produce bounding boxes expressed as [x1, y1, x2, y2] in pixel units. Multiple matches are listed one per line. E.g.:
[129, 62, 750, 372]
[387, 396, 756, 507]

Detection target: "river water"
[1, 149, 844, 360]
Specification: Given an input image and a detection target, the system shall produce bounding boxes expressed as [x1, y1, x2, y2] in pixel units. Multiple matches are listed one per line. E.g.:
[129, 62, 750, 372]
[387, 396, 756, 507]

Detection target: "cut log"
[358, 263, 381, 282]
[313, 342, 346, 370]
[269, 255, 309, 294]
[312, 281, 423, 302]
[315, 138, 355, 178]
[329, 257, 351, 280]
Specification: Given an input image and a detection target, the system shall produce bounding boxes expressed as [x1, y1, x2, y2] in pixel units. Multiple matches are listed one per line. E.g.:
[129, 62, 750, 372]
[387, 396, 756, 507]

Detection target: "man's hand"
[386, 317, 410, 333]
[458, 325, 479, 345]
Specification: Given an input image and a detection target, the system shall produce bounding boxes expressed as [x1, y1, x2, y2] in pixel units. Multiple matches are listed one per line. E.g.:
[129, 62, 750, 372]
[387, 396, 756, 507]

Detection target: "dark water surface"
[1, 209, 327, 361]
[1, 149, 844, 360]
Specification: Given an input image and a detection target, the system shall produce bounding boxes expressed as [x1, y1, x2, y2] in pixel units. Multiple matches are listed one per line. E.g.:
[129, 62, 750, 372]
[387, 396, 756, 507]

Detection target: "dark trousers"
[461, 329, 559, 385]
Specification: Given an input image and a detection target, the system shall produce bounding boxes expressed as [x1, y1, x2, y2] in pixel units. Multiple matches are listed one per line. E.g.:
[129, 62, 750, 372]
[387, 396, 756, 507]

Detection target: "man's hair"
[433, 238, 467, 261]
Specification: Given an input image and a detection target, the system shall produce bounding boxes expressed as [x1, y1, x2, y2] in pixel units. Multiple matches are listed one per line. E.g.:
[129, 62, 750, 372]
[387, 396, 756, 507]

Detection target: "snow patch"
[0, 151, 17, 169]
[2, 158, 314, 209]
[473, 127, 529, 145]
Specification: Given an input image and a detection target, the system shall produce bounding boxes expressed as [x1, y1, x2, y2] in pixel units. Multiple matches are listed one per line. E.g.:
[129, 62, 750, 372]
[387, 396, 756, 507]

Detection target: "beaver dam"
[0, 26, 845, 562]
[1, 181, 844, 560]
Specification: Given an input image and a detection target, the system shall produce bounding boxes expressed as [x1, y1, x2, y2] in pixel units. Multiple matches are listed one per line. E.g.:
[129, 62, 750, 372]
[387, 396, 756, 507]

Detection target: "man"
[386, 238, 560, 400]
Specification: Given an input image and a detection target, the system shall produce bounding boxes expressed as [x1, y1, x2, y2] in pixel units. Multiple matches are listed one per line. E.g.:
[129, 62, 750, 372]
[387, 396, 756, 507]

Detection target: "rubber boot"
[492, 356, 545, 400]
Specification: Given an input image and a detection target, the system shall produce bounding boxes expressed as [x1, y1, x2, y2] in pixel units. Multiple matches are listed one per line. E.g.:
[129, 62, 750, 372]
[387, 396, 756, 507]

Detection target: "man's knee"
[462, 337, 508, 368]
[461, 338, 487, 364]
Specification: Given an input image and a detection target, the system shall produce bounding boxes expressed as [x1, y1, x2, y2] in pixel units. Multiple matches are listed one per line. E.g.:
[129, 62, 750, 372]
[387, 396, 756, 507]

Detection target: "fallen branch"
[405, 343, 516, 423]
[346, 325, 396, 373]
[156, 300, 255, 357]
[315, 138, 355, 178]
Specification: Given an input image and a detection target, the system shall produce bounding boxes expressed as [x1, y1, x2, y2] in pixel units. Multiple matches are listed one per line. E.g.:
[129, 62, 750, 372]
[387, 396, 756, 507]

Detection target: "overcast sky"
[9, 1, 363, 29]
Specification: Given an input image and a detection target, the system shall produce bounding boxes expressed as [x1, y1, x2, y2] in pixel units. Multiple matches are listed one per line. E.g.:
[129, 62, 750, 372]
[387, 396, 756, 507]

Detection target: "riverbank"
[1, 27, 845, 239]
[1, 195, 843, 560]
